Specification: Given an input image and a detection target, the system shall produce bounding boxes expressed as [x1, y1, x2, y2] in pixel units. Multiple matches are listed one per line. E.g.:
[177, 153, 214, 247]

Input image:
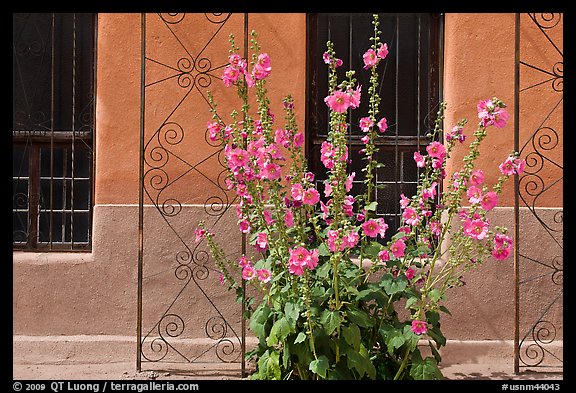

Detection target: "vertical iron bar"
[49, 13, 55, 249]
[513, 12, 521, 375]
[394, 14, 400, 229]
[71, 13, 77, 248]
[137, 12, 146, 373]
[241, 12, 248, 378]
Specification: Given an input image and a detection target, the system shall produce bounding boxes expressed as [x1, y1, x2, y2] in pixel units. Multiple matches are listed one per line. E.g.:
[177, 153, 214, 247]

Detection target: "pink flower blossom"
[463, 218, 489, 240]
[293, 131, 304, 148]
[257, 269, 272, 283]
[413, 151, 426, 168]
[227, 148, 249, 169]
[242, 265, 256, 280]
[377, 218, 389, 237]
[405, 267, 415, 280]
[343, 231, 360, 249]
[307, 249, 319, 270]
[288, 246, 310, 276]
[342, 195, 355, 217]
[362, 219, 381, 238]
[481, 191, 498, 211]
[403, 207, 420, 226]
[255, 232, 268, 251]
[411, 320, 428, 335]
[469, 170, 485, 186]
[222, 65, 240, 87]
[207, 122, 221, 142]
[492, 247, 510, 260]
[429, 220, 442, 238]
[379, 250, 390, 262]
[400, 193, 410, 209]
[377, 43, 389, 59]
[327, 229, 341, 252]
[239, 219, 251, 234]
[345, 172, 356, 192]
[377, 117, 388, 133]
[362, 48, 379, 69]
[284, 209, 294, 227]
[466, 186, 483, 204]
[477, 98, 509, 128]
[291, 183, 304, 201]
[260, 161, 282, 180]
[390, 239, 406, 259]
[238, 255, 251, 268]
[302, 188, 321, 205]
[348, 85, 362, 109]
[359, 117, 373, 132]
[324, 90, 351, 113]
[263, 209, 276, 226]
[426, 141, 446, 160]
[194, 228, 207, 243]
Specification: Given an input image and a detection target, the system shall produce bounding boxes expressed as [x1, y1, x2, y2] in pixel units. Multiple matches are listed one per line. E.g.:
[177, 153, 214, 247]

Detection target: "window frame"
[12, 13, 97, 252]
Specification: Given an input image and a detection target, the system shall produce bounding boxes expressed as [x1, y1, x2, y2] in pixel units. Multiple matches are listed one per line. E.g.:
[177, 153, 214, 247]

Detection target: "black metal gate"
[137, 13, 248, 375]
[514, 13, 563, 373]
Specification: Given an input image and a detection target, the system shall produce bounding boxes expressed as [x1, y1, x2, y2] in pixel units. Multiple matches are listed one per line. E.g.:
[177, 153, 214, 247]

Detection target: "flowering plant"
[197, 15, 524, 380]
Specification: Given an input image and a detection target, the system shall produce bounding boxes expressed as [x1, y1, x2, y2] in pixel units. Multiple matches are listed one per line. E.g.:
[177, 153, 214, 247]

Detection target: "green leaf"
[346, 308, 373, 328]
[294, 331, 307, 344]
[439, 305, 452, 316]
[266, 317, 292, 347]
[309, 355, 329, 379]
[409, 350, 443, 380]
[249, 304, 271, 338]
[342, 324, 361, 351]
[346, 345, 376, 379]
[257, 350, 281, 380]
[428, 340, 442, 363]
[405, 296, 419, 310]
[364, 201, 378, 211]
[363, 241, 383, 258]
[356, 285, 388, 306]
[284, 302, 301, 326]
[428, 288, 443, 303]
[320, 310, 340, 335]
[380, 273, 408, 295]
[316, 261, 331, 278]
[318, 243, 330, 257]
[402, 325, 421, 352]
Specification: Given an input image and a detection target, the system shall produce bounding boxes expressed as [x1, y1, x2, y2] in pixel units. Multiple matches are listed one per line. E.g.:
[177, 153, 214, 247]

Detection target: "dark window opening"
[13, 13, 96, 251]
[307, 13, 442, 242]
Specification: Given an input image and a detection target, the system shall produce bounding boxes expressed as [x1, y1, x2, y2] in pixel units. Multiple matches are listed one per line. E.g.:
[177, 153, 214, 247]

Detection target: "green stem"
[393, 347, 411, 380]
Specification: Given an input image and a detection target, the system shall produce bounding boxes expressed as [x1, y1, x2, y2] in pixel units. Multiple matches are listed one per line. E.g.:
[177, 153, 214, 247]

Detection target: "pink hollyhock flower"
[256, 53, 271, 72]
[322, 51, 343, 67]
[515, 158, 526, 175]
[359, 117, 373, 132]
[323, 181, 332, 198]
[481, 191, 498, 211]
[363, 48, 379, 69]
[238, 255, 251, 268]
[494, 233, 513, 249]
[405, 267, 415, 280]
[403, 207, 420, 226]
[377, 218, 389, 237]
[429, 220, 442, 238]
[499, 156, 516, 176]
[348, 85, 362, 109]
[293, 131, 304, 148]
[413, 151, 426, 168]
[261, 161, 282, 181]
[238, 219, 251, 234]
[466, 186, 483, 204]
[411, 320, 428, 335]
[222, 65, 240, 87]
[247, 137, 265, 156]
[274, 128, 291, 148]
[263, 209, 276, 226]
[289, 246, 310, 276]
[345, 172, 356, 192]
[361, 135, 370, 145]
[362, 219, 381, 238]
[377, 43, 389, 59]
[377, 117, 388, 133]
[324, 90, 351, 113]
[227, 148, 249, 169]
[307, 249, 319, 270]
[379, 249, 390, 262]
[327, 229, 341, 252]
[257, 269, 272, 283]
[207, 122, 221, 142]
[255, 232, 268, 251]
[469, 170, 485, 186]
[291, 183, 304, 201]
[477, 98, 509, 128]
[242, 265, 256, 281]
[194, 228, 207, 243]
[320, 201, 330, 222]
[302, 188, 321, 205]
[289, 263, 305, 276]
[390, 239, 406, 259]
[219, 274, 224, 285]
[284, 209, 294, 227]
[492, 247, 510, 260]
[463, 218, 489, 240]
[343, 231, 360, 249]
[421, 182, 437, 200]
[342, 195, 355, 217]
[426, 141, 446, 160]
[446, 125, 465, 143]
[400, 193, 410, 209]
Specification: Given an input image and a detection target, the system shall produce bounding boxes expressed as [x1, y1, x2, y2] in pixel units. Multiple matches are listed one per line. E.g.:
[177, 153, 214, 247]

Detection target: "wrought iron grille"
[137, 13, 248, 375]
[307, 13, 442, 242]
[514, 12, 563, 373]
[13, 13, 95, 251]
